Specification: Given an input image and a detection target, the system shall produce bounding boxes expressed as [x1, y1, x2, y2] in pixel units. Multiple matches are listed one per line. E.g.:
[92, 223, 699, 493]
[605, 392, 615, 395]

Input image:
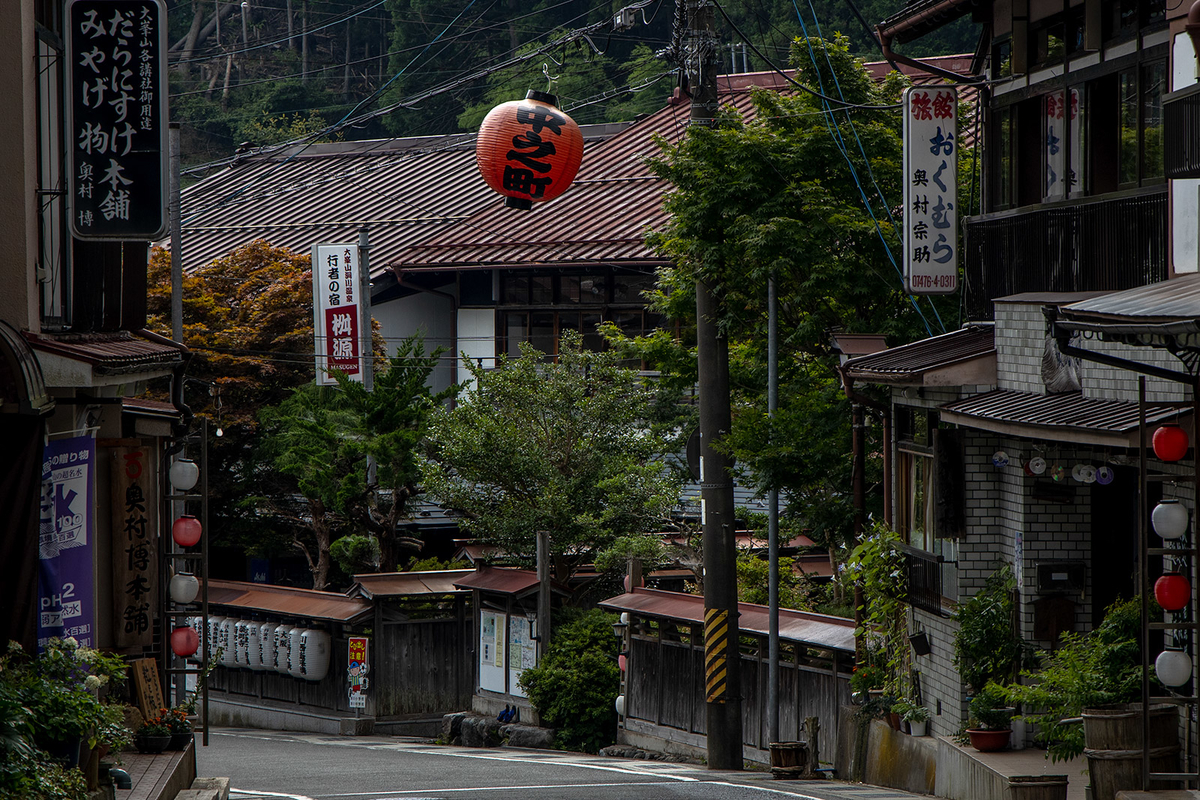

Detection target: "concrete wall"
[372, 288, 457, 394]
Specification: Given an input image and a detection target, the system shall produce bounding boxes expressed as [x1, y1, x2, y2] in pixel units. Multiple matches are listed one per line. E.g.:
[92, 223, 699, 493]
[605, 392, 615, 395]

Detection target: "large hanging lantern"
[1155, 572, 1192, 612]
[171, 625, 200, 658]
[169, 457, 200, 492]
[172, 515, 202, 547]
[169, 572, 200, 604]
[1156, 649, 1193, 687]
[614, 694, 626, 716]
[1153, 424, 1189, 462]
[1153, 499, 1190, 540]
[476, 91, 584, 210]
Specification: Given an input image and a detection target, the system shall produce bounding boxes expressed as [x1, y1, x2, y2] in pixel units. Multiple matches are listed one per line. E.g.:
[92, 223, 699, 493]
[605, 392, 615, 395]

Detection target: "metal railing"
[963, 188, 1167, 321]
[897, 542, 949, 617]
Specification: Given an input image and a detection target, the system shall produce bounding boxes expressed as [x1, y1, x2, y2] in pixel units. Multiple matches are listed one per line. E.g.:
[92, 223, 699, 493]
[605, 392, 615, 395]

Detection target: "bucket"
[1082, 704, 1179, 800]
[768, 741, 807, 768]
[1007, 775, 1068, 800]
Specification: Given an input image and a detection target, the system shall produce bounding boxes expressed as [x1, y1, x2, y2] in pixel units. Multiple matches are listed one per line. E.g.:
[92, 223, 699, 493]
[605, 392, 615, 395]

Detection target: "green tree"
[423, 332, 680, 581]
[257, 336, 457, 587]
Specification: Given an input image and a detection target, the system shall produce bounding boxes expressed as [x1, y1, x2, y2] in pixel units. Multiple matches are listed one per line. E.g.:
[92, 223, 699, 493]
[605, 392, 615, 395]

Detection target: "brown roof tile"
[25, 330, 185, 375]
[204, 578, 371, 622]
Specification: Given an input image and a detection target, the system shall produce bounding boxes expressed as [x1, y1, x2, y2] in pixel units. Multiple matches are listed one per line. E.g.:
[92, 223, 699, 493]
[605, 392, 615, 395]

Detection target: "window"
[895, 408, 958, 605]
[1117, 62, 1165, 187]
[36, 23, 68, 328]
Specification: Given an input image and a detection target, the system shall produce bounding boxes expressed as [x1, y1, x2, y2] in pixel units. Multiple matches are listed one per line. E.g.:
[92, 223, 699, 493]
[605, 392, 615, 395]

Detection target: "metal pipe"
[768, 275, 779, 744]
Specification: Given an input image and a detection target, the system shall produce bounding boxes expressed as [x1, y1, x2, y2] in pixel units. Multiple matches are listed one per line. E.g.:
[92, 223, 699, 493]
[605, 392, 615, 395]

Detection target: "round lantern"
[476, 91, 584, 210]
[615, 694, 626, 716]
[1155, 572, 1192, 612]
[169, 572, 200, 604]
[618, 654, 627, 672]
[246, 623, 263, 671]
[299, 629, 332, 681]
[1156, 649, 1193, 687]
[171, 625, 200, 658]
[169, 457, 200, 491]
[234, 621, 252, 667]
[1153, 499, 1190, 540]
[218, 619, 238, 666]
[172, 515, 202, 547]
[288, 628, 307, 678]
[257, 623, 276, 671]
[1153, 424, 1189, 462]
[273, 624, 294, 675]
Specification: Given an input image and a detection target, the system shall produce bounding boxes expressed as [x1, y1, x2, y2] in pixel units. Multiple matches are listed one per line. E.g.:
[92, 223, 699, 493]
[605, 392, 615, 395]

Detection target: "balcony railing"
[963, 188, 1167, 321]
[1164, 83, 1200, 179]
[897, 542, 950, 617]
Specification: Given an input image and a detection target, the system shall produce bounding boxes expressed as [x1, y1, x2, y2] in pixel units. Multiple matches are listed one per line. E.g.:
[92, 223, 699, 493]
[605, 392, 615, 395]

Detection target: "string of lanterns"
[1148, 422, 1193, 688]
[169, 456, 203, 658]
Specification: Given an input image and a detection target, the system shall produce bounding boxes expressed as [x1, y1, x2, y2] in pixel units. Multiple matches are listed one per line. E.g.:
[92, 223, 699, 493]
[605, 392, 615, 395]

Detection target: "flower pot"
[887, 712, 902, 731]
[908, 719, 927, 736]
[134, 734, 172, 754]
[967, 728, 1012, 752]
[168, 732, 193, 750]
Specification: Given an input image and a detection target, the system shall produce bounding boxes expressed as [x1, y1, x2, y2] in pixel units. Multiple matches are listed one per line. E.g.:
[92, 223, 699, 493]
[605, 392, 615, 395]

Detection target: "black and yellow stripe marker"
[704, 607, 729, 703]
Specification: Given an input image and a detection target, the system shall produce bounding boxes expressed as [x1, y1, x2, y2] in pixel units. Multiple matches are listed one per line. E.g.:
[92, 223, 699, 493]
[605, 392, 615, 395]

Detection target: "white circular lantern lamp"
[1153, 499, 1190, 541]
[615, 694, 626, 716]
[1156, 649, 1193, 687]
[169, 572, 200, 604]
[170, 457, 200, 492]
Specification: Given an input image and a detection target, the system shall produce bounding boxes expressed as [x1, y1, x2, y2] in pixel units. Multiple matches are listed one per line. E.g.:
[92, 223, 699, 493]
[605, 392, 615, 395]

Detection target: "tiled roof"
[350, 570, 473, 598]
[599, 588, 856, 653]
[204, 578, 372, 622]
[451, 566, 570, 597]
[25, 330, 186, 375]
[842, 325, 994, 383]
[174, 127, 630, 278]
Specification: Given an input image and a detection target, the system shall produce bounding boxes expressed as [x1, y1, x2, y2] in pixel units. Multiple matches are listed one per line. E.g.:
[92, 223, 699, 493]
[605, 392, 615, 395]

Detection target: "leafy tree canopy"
[423, 332, 681, 581]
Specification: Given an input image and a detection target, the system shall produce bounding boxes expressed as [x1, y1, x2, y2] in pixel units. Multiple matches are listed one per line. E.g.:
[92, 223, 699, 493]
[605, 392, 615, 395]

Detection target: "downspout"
[838, 367, 893, 528]
[140, 328, 193, 444]
[877, 27, 985, 85]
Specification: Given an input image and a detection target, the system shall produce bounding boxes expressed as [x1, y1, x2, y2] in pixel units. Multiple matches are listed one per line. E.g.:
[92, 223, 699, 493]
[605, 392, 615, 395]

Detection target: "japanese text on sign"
[502, 103, 567, 200]
[38, 438, 97, 651]
[312, 244, 363, 386]
[110, 447, 156, 648]
[902, 86, 958, 295]
[67, 0, 168, 240]
[348, 637, 369, 708]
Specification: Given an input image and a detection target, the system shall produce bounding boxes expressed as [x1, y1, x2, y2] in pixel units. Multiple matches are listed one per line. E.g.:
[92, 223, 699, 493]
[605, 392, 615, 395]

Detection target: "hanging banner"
[66, 0, 169, 240]
[109, 444, 157, 648]
[902, 86, 958, 295]
[38, 437, 97, 650]
[312, 243, 363, 386]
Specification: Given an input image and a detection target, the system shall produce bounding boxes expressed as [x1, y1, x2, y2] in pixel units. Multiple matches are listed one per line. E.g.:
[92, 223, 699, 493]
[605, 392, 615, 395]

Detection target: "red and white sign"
[347, 636, 369, 708]
[902, 86, 958, 295]
[312, 243, 363, 385]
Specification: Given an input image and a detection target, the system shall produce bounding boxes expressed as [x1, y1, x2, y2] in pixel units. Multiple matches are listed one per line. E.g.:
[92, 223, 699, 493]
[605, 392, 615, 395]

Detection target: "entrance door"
[1091, 465, 1157, 627]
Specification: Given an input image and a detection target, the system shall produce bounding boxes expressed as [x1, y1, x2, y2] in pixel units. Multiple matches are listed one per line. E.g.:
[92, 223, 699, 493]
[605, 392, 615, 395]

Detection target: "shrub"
[953, 565, 1033, 693]
[518, 609, 620, 754]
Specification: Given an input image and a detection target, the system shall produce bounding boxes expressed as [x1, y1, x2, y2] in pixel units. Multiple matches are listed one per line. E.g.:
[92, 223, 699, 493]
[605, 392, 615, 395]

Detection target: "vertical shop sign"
[67, 0, 168, 240]
[312, 243, 363, 386]
[347, 636, 369, 708]
[902, 86, 958, 295]
[109, 444, 157, 648]
[38, 437, 97, 650]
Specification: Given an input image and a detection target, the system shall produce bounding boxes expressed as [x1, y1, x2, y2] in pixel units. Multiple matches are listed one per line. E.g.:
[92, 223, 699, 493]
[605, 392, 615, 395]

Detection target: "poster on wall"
[479, 611, 506, 693]
[109, 445, 157, 648]
[38, 437, 97, 650]
[507, 615, 537, 699]
[348, 636, 369, 708]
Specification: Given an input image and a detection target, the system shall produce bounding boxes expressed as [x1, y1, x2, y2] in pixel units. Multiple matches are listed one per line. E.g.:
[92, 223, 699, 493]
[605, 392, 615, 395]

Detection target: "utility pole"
[169, 122, 182, 345]
[687, 0, 743, 771]
[767, 275, 780, 745]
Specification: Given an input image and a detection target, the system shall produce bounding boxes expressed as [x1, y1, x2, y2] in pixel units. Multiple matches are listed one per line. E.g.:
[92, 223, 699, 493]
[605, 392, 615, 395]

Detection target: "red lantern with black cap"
[476, 91, 584, 210]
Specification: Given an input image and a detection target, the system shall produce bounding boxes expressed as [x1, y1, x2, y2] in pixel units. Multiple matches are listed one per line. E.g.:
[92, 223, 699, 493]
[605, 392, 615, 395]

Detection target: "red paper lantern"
[1153, 424, 1189, 462]
[171, 625, 199, 657]
[618, 654, 627, 672]
[1155, 572, 1191, 612]
[476, 91, 583, 210]
[172, 515, 202, 547]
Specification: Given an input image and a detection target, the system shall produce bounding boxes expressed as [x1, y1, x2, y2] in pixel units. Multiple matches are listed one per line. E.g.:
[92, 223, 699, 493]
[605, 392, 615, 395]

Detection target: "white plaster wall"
[456, 307, 496, 387]
[1173, 32, 1199, 275]
[371, 290, 457, 394]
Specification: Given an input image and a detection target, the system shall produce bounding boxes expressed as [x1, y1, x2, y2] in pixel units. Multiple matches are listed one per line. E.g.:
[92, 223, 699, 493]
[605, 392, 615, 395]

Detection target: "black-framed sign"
[66, 0, 168, 240]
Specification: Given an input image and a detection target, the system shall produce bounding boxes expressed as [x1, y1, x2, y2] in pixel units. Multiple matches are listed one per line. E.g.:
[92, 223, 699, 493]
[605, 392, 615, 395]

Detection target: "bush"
[953, 565, 1033, 693]
[518, 609, 620, 754]
[1005, 597, 1148, 762]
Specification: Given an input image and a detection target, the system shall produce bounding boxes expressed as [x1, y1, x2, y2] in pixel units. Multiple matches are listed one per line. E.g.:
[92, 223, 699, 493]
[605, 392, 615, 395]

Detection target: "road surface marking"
[230, 789, 316, 800]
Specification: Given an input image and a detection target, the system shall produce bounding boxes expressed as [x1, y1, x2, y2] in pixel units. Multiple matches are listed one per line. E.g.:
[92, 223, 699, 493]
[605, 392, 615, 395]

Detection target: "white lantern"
[1156, 649, 1193, 687]
[615, 694, 626, 716]
[299, 629, 332, 681]
[1153, 499, 1190, 540]
[207, 616, 226, 661]
[274, 624, 294, 675]
[169, 572, 200, 604]
[218, 619, 237, 666]
[288, 628, 307, 678]
[234, 621, 252, 667]
[246, 623, 262, 670]
[187, 616, 206, 661]
[170, 457, 200, 491]
[257, 623, 275, 670]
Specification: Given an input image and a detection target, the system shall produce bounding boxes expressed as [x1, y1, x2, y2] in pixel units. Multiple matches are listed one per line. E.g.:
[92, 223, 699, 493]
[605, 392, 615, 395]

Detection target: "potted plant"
[953, 565, 1034, 694]
[849, 663, 885, 704]
[966, 683, 1013, 752]
[162, 707, 193, 750]
[135, 713, 172, 754]
[901, 702, 931, 736]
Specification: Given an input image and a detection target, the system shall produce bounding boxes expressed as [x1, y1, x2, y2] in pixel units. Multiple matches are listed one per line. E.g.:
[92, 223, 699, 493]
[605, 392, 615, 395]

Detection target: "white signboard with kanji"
[312, 243, 363, 386]
[902, 86, 958, 295]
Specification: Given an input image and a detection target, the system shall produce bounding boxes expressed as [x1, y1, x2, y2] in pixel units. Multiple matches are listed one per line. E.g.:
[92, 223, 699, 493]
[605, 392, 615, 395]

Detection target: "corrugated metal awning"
[25, 329, 186, 376]
[842, 325, 995, 386]
[350, 570, 473, 599]
[599, 588, 856, 654]
[1060, 274, 1200, 323]
[452, 566, 570, 597]
[204, 579, 372, 622]
[940, 389, 1190, 447]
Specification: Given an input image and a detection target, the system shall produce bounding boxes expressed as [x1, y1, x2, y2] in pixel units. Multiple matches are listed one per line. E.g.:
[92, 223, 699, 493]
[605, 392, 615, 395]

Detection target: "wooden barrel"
[1082, 704, 1179, 800]
[1007, 775, 1068, 800]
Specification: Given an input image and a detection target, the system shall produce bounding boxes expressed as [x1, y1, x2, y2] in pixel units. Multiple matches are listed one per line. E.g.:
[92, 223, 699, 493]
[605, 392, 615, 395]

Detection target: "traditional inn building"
[841, 0, 1200, 762]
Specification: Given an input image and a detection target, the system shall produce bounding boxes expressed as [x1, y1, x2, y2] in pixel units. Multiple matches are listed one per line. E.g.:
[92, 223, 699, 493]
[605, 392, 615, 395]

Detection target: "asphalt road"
[196, 728, 930, 800]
